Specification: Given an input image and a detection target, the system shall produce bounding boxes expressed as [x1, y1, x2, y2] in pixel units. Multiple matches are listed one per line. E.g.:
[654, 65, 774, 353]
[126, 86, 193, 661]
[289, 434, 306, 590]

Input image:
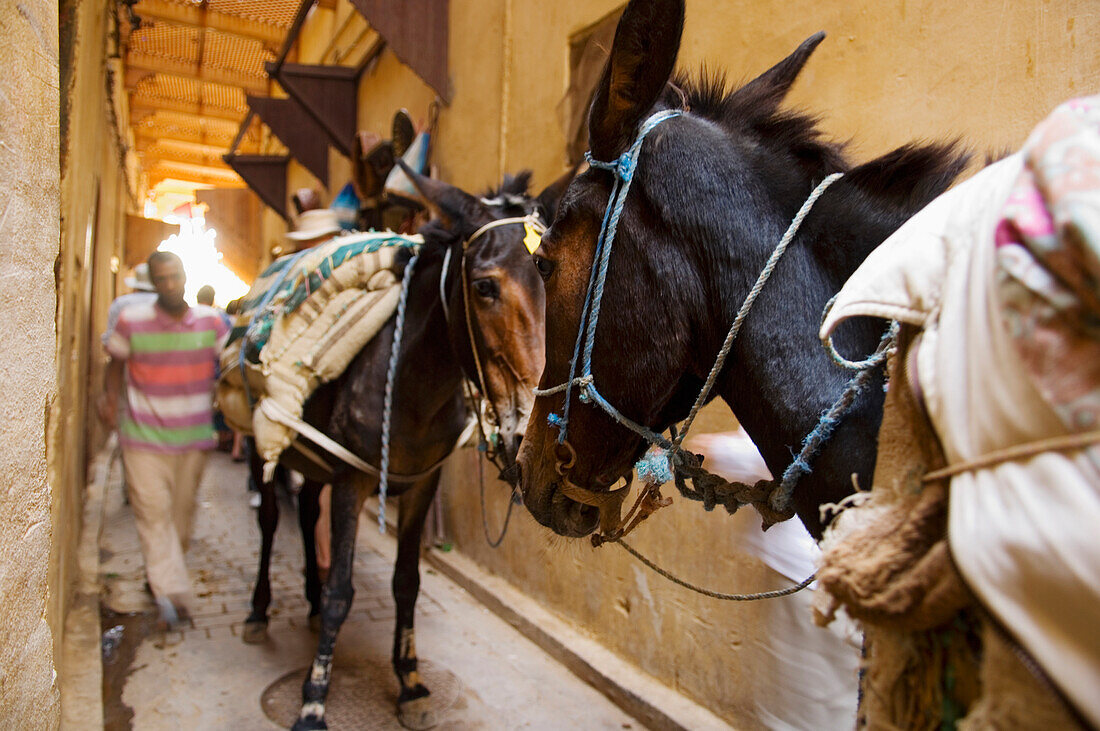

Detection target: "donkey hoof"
[308, 613, 322, 633]
[290, 717, 327, 731]
[397, 695, 438, 730]
[241, 620, 268, 644]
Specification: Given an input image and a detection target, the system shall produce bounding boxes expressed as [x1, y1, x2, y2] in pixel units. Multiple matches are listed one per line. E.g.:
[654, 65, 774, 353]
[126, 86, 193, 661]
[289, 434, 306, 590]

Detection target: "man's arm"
[97, 357, 125, 429]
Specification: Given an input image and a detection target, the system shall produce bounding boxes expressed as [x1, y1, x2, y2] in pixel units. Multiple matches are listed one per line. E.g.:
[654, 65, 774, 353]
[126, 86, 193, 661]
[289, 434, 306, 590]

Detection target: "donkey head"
[406, 166, 572, 469]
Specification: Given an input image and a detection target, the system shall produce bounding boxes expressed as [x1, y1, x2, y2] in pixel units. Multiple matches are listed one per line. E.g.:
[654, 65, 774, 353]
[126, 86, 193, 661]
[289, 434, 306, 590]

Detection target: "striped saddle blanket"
[217, 231, 422, 473]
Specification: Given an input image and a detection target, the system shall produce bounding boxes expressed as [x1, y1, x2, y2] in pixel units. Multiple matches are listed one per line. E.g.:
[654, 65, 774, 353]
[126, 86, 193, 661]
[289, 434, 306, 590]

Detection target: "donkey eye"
[533, 255, 555, 281]
[472, 278, 500, 299]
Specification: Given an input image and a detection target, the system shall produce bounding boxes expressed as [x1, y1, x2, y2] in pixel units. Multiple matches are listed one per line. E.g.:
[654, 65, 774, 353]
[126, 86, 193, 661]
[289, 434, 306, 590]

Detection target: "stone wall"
[0, 0, 63, 723]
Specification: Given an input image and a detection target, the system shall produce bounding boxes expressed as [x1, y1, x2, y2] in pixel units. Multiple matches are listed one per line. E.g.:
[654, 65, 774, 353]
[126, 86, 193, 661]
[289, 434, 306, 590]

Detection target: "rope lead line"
[675, 172, 845, 445]
[618, 540, 815, 601]
[379, 253, 419, 533]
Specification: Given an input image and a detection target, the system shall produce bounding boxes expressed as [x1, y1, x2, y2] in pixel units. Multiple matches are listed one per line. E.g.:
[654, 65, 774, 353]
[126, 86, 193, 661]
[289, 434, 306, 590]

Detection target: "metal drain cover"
[261, 660, 470, 729]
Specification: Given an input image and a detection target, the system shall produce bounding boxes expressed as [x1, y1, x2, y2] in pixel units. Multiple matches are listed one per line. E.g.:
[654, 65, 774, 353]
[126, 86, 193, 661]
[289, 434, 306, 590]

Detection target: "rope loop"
[820, 294, 901, 371]
[619, 539, 815, 602]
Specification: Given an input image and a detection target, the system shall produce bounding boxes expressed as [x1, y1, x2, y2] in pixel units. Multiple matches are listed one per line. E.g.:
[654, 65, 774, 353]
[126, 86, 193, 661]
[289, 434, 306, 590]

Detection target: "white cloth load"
[821, 151, 1100, 726]
[217, 232, 422, 478]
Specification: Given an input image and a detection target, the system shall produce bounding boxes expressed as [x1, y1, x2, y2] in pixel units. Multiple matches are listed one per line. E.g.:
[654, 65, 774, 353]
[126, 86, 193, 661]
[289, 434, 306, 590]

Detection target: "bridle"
[440, 211, 547, 548]
[532, 108, 880, 545]
[441, 211, 547, 473]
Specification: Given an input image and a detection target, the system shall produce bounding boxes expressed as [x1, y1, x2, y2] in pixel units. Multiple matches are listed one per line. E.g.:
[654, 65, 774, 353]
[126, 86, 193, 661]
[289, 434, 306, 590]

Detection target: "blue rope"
[769, 319, 898, 514]
[581, 110, 682, 377]
[540, 109, 683, 444]
[378, 254, 419, 532]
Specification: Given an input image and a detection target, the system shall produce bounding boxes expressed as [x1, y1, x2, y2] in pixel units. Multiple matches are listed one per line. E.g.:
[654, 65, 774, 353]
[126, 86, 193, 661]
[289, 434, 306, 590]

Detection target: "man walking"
[97, 251, 229, 629]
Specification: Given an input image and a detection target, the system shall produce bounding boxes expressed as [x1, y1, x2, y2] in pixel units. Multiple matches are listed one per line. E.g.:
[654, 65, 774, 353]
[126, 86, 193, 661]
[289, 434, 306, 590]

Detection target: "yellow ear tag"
[523, 222, 542, 254]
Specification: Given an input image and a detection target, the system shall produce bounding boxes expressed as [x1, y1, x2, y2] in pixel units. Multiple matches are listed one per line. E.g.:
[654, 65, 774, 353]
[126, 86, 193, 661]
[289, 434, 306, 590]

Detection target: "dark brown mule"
[242, 170, 569, 731]
[517, 0, 967, 541]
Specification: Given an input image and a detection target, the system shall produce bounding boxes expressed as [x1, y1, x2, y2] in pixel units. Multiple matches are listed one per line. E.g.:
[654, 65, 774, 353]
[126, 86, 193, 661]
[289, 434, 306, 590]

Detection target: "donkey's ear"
[730, 32, 825, 119]
[535, 165, 578, 222]
[588, 0, 684, 161]
[398, 161, 481, 226]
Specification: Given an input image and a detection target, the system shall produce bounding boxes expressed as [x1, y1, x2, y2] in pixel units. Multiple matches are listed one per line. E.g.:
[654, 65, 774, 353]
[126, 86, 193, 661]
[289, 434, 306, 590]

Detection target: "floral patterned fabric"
[995, 95, 1100, 436]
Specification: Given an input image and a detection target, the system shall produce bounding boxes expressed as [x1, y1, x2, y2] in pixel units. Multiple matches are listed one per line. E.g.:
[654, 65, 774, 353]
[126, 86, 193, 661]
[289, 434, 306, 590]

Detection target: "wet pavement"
[98, 451, 642, 730]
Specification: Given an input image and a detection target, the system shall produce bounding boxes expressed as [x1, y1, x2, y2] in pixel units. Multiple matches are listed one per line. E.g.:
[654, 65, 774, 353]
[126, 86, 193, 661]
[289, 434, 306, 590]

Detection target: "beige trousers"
[121, 447, 208, 603]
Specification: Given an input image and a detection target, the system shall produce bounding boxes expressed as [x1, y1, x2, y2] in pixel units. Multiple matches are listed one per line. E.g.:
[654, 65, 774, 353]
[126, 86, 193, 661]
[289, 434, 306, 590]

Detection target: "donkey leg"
[243, 447, 277, 644]
[294, 481, 364, 731]
[297, 479, 324, 631]
[392, 474, 442, 730]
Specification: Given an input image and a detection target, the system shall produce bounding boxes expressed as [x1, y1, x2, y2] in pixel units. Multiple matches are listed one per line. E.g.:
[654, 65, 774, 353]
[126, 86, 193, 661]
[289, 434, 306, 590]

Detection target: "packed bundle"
[217, 231, 422, 475]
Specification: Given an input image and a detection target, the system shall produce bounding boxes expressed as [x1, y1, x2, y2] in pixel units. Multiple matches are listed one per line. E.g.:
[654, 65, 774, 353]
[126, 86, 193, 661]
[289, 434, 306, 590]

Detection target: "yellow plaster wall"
[0, 0, 63, 723]
[280, 0, 1095, 724]
[49, 0, 133, 718]
[678, 1, 1099, 160]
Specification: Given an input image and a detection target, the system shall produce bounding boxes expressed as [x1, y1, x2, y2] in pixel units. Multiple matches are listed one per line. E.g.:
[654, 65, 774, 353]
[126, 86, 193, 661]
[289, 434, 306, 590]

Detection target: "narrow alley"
[93, 448, 641, 729]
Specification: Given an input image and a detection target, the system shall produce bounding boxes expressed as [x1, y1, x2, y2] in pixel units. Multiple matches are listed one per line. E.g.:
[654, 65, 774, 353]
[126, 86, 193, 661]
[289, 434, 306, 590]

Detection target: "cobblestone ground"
[99, 451, 640, 730]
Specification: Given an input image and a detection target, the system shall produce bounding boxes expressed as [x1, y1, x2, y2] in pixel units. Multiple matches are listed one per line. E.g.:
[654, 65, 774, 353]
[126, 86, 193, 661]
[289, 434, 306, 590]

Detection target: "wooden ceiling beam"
[134, 0, 285, 49]
[142, 150, 235, 172]
[148, 171, 247, 189]
[130, 106, 244, 132]
[146, 158, 242, 181]
[133, 127, 258, 153]
[136, 137, 237, 159]
[125, 55, 269, 95]
[128, 98, 244, 122]
[133, 125, 233, 146]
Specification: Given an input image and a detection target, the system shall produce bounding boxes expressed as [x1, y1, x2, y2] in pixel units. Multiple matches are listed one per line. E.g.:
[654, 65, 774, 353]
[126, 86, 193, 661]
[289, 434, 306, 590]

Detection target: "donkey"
[518, 0, 966, 543]
[241, 169, 568, 731]
[516, 0, 986, 725]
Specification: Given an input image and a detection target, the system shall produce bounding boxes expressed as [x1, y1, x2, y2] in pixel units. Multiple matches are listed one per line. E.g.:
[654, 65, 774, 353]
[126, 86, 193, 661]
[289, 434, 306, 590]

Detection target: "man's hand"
[97, 392, 117, 429]
[100, 356, 125, 430]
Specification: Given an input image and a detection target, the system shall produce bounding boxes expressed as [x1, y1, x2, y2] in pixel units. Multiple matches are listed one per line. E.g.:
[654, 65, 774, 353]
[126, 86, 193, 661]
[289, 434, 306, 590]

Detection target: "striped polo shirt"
[107, 301, 230, 452]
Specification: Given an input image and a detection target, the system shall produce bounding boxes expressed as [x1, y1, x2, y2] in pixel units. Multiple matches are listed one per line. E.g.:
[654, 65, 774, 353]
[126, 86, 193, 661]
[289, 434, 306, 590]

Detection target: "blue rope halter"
[534, 108, 885, 520]
[535, 109, 683, 453]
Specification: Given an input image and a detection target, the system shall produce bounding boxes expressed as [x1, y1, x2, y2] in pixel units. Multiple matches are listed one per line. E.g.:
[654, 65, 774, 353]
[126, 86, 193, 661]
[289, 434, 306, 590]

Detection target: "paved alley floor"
[98, 451, 641, 730]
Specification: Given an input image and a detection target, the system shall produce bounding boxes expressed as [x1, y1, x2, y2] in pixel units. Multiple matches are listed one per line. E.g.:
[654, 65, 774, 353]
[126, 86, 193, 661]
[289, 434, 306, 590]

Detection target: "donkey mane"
[479, 171, 535, 214]
[659, 69, 970, 220]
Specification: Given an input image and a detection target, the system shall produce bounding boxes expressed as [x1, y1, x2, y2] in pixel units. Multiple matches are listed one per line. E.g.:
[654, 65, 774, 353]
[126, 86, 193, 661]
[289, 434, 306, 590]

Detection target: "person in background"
[103, 263, 159, 346]
[285, 207, 342, 252]
[224, 297, 248, 463]
[686, 428, 861, 731]
[197, 284, 235, 452]
[97, 251, 229, 631]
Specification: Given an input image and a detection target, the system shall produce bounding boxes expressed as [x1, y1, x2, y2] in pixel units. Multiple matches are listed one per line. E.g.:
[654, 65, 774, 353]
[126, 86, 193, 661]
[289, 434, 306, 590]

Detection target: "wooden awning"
[350, 0, 450, 101]
[247, 95, 330, 183]
[222, 154, 290, 221]
[125, 215, 180, 268]
[269, 62, 359, 156]
[196, 188, 263, 282]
